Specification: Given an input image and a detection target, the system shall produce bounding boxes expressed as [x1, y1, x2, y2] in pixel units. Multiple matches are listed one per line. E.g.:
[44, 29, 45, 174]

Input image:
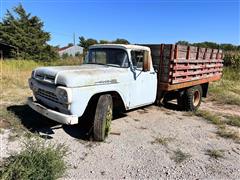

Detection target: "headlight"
[29, 79, 38, 92]
[56, 87, 72, 104]
[31, 70, 35, 78]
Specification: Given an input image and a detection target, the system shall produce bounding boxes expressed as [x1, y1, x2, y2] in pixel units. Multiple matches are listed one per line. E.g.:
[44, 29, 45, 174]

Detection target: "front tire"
[93, 94, 113, 141]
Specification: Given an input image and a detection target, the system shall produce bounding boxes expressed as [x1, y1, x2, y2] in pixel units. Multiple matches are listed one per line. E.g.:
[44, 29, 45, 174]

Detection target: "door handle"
[150, 72, 155, 74]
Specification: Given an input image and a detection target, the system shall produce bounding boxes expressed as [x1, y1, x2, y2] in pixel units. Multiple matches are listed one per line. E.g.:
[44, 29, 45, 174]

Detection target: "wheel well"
[87, 91, 126, 112]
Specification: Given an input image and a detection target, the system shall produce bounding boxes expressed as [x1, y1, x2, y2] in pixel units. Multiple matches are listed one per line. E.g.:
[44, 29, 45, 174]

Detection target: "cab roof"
[89, 44, 150, 51]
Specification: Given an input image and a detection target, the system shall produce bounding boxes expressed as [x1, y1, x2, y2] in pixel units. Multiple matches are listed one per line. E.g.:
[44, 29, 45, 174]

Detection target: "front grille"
[35, 74, 55, 83]
[36, 88, 61, 104]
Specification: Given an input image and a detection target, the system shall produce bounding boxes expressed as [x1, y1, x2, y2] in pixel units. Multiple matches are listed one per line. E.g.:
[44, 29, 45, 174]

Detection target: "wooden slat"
[173, 64, 223, 70]
[172, 73, 222, 84]
[174, 59, 223, 63]
[172, 63, 223, 70]
[172, 68, 223, 77]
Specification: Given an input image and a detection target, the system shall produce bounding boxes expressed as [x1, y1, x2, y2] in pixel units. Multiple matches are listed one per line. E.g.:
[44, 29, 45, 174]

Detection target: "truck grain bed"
[145, 44, 224, 91]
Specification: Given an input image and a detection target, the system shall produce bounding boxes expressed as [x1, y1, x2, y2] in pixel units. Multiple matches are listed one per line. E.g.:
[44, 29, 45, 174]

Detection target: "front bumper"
[27, 97, 78, 125]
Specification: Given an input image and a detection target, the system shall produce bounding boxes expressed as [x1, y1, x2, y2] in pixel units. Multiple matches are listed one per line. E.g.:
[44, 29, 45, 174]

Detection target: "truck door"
[129, 50, 157, 108]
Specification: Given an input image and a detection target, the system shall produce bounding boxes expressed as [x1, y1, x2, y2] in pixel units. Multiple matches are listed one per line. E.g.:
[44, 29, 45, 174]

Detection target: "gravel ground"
[1, 104, 240, 179]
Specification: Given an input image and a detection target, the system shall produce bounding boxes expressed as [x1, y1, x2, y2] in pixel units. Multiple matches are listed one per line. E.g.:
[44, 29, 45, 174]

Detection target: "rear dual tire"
[177, 85, 202, 111]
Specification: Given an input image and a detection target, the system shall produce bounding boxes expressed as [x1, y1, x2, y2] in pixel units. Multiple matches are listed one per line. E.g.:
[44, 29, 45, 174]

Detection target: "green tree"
[62, 53, 69, 59]
[112, 38, 129, 44]
[176, 41, 191, 46]
[79, 36, 98, 51]
[0, 4, 58, 60]
[99, 40, 109, 44]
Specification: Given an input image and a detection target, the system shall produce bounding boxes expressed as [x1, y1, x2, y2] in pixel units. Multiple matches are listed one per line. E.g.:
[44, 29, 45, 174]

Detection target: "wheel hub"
[193, 90, 200, 107]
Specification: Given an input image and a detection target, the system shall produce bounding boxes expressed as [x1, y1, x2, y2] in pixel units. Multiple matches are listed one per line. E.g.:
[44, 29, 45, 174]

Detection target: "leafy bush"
[0, 139, 67, 180]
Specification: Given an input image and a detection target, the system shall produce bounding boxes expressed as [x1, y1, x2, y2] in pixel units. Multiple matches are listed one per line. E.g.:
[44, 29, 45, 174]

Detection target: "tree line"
[176, 41, 240, 52]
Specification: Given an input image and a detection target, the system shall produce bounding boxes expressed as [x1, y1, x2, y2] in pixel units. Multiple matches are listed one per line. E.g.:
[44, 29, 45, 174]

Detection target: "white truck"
[28, 44, 223, 141]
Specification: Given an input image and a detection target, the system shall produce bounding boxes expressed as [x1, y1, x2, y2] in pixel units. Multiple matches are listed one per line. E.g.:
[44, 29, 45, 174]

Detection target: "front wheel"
[93, 94, 113, 141]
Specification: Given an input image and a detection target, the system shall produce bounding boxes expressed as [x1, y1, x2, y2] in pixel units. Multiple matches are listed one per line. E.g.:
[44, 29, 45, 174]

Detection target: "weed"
[195, 110, 240, 141]
[151, 136, 174, 146]
[0, 138, 67, 180]
[225, 115, 240, 127]
[216, 127, 239, 140]
[205, 149, 224, 159]
[171, 149, 191, 164]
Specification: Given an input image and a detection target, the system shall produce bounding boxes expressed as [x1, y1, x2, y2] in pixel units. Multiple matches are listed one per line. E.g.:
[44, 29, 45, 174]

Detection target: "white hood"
[34, 64, 129, 87]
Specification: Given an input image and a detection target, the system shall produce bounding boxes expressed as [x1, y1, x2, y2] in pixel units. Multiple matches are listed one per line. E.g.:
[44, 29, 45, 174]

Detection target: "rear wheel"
[177, 85, 202, 111]
[93, 94, 113, 141]
[177, 91, 186, 110]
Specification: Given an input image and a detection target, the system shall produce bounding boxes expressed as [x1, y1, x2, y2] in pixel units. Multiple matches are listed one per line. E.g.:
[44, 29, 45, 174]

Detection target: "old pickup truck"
[28, 44, 223, 141]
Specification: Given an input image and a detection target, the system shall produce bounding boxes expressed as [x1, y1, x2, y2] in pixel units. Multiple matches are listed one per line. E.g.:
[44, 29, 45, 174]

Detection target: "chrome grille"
[36, 88, 61, 104]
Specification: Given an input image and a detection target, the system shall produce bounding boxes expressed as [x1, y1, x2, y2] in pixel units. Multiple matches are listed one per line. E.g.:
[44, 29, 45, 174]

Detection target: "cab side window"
[131, 50, 144, 70]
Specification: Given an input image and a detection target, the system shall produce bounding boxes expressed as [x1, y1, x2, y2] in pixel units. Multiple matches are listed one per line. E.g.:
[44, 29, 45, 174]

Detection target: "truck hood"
[33, 64, 128, 87]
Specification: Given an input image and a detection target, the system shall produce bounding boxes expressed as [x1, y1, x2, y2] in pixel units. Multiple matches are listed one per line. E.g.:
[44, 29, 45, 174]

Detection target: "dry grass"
[195, 110, 223, 125]
[151, 136, 174, 146]
[0, 59, 82, 104]
[224, 115, 240, 127]
[195, 110, 240, 141]
[171, 149, 191, 164]
[209, 67, 240, 106]
[205, 149, 224, 159]
[216, 127, 239, 140]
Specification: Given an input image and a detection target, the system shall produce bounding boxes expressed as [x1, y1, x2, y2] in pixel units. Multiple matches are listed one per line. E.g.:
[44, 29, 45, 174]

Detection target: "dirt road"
[2, 102, 240, 179]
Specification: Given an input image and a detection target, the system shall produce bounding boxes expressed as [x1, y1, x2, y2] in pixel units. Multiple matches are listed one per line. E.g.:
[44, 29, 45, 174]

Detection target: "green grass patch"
[0, 138, 67, 180]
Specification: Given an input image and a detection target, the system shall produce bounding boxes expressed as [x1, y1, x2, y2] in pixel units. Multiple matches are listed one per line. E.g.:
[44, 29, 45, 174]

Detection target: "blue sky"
[1, 0, 239, 46]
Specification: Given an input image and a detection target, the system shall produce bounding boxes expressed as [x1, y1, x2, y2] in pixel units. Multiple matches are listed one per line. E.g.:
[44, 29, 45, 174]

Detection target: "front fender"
[69, 84, 129, 117]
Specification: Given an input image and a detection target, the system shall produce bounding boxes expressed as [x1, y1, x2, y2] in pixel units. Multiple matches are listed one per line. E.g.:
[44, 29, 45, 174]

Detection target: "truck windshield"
[86, 48, 129, 68]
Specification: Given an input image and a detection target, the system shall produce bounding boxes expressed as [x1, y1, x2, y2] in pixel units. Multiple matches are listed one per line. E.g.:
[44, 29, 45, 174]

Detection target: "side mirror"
[143, 51, 150, 72]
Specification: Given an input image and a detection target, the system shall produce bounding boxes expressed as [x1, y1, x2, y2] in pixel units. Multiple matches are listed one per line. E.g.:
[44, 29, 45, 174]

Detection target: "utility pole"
[73, 33, 76, 45]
